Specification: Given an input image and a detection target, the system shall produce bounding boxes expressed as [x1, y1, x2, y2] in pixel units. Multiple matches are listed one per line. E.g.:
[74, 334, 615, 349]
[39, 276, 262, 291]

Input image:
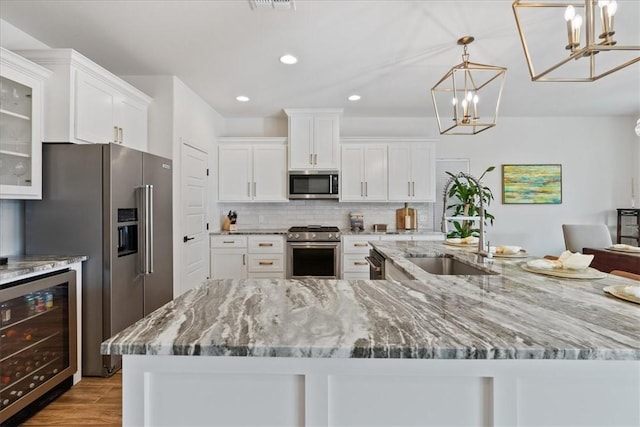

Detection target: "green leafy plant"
[445, 166, 495, 238]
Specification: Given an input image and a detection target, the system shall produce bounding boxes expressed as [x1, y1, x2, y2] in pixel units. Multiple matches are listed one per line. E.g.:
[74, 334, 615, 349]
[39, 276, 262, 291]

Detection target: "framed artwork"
[502, 164, 562, 204]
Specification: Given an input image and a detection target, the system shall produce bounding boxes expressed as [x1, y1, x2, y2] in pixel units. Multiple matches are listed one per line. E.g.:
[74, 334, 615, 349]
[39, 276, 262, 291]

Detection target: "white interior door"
[181, 141, 209, 295]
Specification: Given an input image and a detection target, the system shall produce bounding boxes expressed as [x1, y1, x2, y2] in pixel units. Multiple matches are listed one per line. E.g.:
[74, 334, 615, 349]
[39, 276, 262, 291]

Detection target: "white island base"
[122, 355, 639, 427]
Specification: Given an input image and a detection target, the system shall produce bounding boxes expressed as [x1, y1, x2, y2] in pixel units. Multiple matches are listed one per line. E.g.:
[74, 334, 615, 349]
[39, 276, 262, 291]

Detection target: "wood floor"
[20, 372, 122, 426]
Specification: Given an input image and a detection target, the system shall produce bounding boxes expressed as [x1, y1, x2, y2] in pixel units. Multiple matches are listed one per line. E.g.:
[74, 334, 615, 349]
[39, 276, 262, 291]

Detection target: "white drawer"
[211, 235, 247, 248]
[248, 235, 284, 253]
[342, 235, 380, 254]
[247, 254, 284, 273]
[343, 254, 370, 273]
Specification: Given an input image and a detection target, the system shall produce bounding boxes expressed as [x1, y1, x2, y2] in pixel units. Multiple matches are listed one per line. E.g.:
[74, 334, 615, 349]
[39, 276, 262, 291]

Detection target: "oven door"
[287, 242, 340, 279]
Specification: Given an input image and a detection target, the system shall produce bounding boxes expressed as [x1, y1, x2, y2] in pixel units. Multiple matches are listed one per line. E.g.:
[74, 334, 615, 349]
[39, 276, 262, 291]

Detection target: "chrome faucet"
[441, 172, 485, 254]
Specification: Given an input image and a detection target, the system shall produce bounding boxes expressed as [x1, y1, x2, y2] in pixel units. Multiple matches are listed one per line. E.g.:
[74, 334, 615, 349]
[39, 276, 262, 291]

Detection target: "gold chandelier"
[431, 36, 507, 136]
[512, 0, 640, 82]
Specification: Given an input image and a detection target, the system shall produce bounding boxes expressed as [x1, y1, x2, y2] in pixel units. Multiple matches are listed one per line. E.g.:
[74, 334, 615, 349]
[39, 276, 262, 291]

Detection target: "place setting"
[521, 250, 607, 279]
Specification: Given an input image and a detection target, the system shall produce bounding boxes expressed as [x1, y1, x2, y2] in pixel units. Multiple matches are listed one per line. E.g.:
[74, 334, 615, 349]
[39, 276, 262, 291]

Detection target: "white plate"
[493, 250, 529, 259]
[603, 285, 640, 304]
[521, 263, 606, 279]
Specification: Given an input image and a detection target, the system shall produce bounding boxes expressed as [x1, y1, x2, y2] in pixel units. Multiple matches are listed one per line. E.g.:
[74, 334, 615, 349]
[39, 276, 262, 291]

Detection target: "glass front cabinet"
[0, 48, 51, 199]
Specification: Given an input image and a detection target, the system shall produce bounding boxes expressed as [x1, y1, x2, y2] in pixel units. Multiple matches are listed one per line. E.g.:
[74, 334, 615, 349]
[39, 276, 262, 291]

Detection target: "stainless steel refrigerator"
[25, 143, 173, 376]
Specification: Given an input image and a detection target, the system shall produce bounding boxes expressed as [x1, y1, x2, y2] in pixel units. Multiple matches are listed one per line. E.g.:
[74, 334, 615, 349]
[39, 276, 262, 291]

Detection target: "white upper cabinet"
[16, 49, 151, 151]
[340, 143, 387, 201]
[0, 48, 52, 200]
[388, 140, 436, 202]
[218, 138, 288, 203]
[285, 108, 341, 170]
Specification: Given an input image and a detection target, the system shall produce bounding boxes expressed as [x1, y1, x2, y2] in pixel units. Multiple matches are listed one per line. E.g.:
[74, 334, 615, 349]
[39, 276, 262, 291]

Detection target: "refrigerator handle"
[138, 184, 154, 275]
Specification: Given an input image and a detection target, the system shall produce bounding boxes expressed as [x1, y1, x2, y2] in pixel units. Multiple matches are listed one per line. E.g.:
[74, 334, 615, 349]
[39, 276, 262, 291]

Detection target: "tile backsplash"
[218, 200, 435, 232]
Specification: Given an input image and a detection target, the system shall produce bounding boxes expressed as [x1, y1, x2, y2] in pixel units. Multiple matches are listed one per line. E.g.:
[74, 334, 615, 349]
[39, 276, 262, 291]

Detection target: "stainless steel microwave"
[288, 171, 339, 199]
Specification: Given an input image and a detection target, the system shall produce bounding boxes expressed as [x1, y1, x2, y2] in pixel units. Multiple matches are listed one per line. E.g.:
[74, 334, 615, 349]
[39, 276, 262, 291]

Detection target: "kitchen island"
[102, 241, 639, 427]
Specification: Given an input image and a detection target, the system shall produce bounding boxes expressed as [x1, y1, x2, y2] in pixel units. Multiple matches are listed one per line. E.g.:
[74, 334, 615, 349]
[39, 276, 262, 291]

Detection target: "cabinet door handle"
[243, 254, 246, 265]
[223, 240, 235, 244]
[314, 153, 318, 165]
[183, 235, 195, 243]
[114, 126, 119, 143]
[360, 182, 363, 197]
[259, 261, 274, 266]
[365, 182, 368, 197]
[412, 181, 415, 197]
[118, 127, 123, 143]
[258, 243, 274, 247]
[248, 182, 251, 197]
[408, 181, 411, 196]
[354, 261, 368, 266]
[354, 243, 368, 247]
[309, 154, 313, 165]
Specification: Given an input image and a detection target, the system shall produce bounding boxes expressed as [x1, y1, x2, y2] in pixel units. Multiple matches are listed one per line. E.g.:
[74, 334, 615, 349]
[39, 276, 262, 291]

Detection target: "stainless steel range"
[286, 226, 341, 279]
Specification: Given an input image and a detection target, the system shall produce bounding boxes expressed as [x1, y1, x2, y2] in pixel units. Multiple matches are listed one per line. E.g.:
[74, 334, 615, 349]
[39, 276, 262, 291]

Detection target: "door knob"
[183, 235, 195, 243]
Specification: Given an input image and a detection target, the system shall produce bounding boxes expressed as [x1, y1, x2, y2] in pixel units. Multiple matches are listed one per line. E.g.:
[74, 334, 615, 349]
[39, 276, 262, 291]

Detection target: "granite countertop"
[102, 241, 640, 360]
[211, 229, 289, 235]
[0, 255, 88, 284]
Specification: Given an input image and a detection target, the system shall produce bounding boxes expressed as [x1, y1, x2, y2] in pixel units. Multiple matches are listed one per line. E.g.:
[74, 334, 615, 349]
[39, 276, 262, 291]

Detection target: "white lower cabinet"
[342, 234, 444, 279]
[210, 236, 248, 279]
[210, 235, 285, 279]
[247, 235, 285, 279]
[341, 235, 381, 279]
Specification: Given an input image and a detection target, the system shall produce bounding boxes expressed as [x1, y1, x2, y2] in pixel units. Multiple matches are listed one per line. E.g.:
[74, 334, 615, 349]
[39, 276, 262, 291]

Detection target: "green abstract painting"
[502, 164, 562, 204]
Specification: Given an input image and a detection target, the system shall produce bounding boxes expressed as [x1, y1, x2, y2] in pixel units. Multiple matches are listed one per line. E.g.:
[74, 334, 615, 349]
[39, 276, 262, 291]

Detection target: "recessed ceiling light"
[236, 95, 250, 102]
[347, 94, 361, 101]
[279, 54, 298, 65]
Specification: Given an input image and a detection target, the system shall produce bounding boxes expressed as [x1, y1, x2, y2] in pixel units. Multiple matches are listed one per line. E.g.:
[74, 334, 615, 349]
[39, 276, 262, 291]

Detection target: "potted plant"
[445, 166, 495, 238]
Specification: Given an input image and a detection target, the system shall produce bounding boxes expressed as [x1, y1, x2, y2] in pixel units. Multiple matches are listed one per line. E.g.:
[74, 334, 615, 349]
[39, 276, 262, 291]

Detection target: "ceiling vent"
[249, 0, 295, 10]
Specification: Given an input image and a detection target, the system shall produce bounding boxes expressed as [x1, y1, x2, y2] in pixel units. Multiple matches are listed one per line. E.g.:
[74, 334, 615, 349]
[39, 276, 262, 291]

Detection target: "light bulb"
[564, 5, 575, 21]
[473, 95, 479, 104]
[597, 0, 609, 8]
[461, 99, 468, 108]
[466, 91, 474, 102]
[574, 14, 583, 29]
[609, 0, 617, 15]
[452, 97, 458, 106]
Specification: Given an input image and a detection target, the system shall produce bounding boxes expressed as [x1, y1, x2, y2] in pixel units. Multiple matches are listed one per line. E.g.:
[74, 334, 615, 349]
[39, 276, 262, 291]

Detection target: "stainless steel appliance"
[0, 270, 77, 424]
[366, 249, 385, 280]
[286, 226, 341, 279]
[288, 171, 339, 199]
[25, 143, 173, 377]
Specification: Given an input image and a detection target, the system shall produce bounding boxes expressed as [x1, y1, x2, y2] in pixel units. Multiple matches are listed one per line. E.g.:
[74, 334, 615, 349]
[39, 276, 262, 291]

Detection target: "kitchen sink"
[406, 255, 497, 276]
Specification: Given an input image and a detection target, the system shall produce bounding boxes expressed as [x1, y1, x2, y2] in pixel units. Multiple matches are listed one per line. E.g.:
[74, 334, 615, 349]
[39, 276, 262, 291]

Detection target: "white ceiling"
[1, 0, 639, 119]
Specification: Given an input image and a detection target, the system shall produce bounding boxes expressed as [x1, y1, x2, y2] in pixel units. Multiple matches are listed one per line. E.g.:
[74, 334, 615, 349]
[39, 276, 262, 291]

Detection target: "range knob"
[311, 233, 316, 239]
[295, 233, 300, 239]
[287, 233, 293, 239]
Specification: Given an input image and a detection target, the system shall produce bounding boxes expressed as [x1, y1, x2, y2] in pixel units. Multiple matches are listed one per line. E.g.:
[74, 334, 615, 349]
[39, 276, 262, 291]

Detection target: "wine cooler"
[0, 270, 77, 424]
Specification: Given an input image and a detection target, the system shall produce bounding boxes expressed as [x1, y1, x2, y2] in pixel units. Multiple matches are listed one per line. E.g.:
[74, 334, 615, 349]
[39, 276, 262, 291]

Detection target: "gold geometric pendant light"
[512, 0, 640, 82]
[431, 36, 507, 136]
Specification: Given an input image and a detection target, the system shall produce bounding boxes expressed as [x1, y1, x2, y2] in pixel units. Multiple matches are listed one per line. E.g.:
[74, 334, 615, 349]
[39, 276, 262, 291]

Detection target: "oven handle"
[287, 241, 340, 248]
[365, 256, 382, 272]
